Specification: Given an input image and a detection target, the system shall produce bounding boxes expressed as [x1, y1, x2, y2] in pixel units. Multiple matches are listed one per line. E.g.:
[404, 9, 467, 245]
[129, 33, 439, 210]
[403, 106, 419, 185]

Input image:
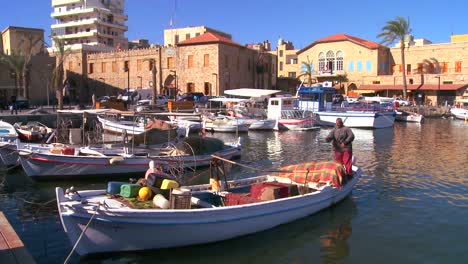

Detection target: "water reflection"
[1, 119, 467, 263]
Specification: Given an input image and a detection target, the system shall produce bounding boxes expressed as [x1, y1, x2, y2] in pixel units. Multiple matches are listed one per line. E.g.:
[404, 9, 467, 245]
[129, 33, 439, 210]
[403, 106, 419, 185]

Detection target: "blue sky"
[1, 0, 466, 49]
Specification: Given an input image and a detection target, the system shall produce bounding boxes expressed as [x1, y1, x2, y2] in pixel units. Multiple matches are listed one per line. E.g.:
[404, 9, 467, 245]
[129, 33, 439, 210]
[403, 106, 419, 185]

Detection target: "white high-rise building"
[51, 0, 128, 49]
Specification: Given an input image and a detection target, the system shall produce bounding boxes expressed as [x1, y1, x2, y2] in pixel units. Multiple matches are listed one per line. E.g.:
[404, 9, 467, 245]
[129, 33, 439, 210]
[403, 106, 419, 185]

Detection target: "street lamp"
[435, 75, 440, 106]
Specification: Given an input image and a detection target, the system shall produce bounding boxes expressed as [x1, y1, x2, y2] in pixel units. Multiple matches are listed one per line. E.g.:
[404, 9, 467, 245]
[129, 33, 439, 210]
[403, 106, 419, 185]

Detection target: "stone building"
[0, 26, 54, 105]
[85, 31, 277, 99]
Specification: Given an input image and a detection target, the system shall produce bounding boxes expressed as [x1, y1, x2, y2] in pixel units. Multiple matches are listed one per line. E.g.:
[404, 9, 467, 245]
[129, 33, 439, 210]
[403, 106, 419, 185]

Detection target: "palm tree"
[0, 34, 43, 99]
[377, 16, 412, 99]
[50, 38, 71, 110]
[0, 53, 25, 96]
[297, 59, 316, 86]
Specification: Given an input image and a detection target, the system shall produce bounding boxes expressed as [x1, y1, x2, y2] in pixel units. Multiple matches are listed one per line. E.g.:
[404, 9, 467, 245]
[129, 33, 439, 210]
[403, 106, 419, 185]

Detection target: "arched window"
[326, 51, 335, 72]
[336, 51, 343, 71]
[318, 52, 325, 71]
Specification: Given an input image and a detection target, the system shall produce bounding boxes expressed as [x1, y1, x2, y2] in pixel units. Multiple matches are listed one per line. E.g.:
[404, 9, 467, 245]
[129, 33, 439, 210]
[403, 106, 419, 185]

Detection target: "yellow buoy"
[138, 187, 153, 201]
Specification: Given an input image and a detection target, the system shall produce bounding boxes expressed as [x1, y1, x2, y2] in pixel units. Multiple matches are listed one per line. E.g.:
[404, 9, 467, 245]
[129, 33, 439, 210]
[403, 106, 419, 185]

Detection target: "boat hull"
[0, 142, 19, 167]
[450, 108, 468, 120]
[247, 119, 276, 130]
[316, 111, 395, 128]
[56, 168, 361, 255]
[205, 123, 249, 133]
[395, 111, 423, 123]
[19, 146, 241, 179]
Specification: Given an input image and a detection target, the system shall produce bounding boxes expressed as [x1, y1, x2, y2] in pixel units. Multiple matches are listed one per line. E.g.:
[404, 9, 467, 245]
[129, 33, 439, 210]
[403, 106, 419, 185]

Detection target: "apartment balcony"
[52, 18, 128, 31]
[55, 30, 97, 39]
[51, 18, 98, 29]
[96, 20, 128, 31]
[51, 7, 95, 18]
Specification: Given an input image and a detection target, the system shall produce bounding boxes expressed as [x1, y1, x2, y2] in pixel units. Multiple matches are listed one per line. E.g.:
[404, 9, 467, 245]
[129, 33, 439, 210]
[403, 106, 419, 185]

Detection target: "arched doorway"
[163, 74, 177, 98]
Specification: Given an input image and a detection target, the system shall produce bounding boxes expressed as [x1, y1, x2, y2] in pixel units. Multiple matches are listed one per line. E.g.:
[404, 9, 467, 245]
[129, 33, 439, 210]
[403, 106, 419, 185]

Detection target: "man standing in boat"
[325, 118, 355, 176]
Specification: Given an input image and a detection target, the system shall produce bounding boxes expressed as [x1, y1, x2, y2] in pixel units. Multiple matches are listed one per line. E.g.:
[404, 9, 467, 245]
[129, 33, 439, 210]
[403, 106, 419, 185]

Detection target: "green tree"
[0, 35, 42, 99]
[0, 53, 24, 96]
[377, 16, 412, 99]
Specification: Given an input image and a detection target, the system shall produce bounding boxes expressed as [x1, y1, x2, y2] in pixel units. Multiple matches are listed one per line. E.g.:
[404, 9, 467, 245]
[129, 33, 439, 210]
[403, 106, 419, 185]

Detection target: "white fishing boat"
[297, 84, 396, 129]
[450, 107, 468, 120]
[203, 116, 249, 133]
[97, 115, 145, 135]
[0, 120, 19, 167]
[56, 159, 361, 255]
[267, 97, 317, 130]
[450, 99, 468, 120]
[218, 90, 279, 131]
[19, 136, 242, 180]
[395, 110, 424, 123]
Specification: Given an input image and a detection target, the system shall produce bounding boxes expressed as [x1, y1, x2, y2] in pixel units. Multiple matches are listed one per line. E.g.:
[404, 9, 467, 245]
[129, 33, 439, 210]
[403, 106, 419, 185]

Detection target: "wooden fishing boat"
[55, 159, 361, 255]
[14, 121, 53, 142]
[395, 110, 424, 123]
[19, 136, 242, 180]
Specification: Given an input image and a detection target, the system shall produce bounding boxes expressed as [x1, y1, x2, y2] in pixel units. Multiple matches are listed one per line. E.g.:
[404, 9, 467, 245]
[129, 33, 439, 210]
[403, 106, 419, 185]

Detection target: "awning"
[359, 84, 467, 91]
[224, 88, 281, 97]
[209, 98, 249, 103]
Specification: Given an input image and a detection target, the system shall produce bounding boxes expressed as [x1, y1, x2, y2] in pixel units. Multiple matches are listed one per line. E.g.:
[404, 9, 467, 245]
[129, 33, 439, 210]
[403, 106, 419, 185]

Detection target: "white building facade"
[51, 0, 128, 49]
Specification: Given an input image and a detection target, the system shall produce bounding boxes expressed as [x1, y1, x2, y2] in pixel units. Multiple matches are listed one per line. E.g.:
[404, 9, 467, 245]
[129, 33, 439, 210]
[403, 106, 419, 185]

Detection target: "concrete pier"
[0, 211, 35, 264]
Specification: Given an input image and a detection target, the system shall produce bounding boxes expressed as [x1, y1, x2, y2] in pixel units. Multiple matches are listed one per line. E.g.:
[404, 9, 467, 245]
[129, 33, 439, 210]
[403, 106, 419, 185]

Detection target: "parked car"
[178, 92, 205, 102]
[393, 97, 411, 106]
[195, 96, 225, 109]
[16, 96, 30, 109]
[136, 95, 168, 106]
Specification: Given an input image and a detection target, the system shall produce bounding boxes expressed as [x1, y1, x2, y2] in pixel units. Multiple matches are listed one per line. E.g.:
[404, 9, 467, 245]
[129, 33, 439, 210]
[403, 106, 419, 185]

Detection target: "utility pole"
[151, 59, 157, 105]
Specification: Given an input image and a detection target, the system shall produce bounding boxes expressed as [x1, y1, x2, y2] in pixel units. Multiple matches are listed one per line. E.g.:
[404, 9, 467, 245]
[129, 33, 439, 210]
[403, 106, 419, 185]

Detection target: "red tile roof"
[359, 84, 467, 91]
[298, 33, 384, 54]
[177, 32, 242, 47]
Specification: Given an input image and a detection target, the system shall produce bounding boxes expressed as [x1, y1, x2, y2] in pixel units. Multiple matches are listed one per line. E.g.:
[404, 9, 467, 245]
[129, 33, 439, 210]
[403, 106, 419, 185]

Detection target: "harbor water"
[0, 118, 467, 263]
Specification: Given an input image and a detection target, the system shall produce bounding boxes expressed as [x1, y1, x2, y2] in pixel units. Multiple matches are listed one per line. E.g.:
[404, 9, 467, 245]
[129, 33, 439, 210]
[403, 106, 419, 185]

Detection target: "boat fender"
[109, 157, 124, 165]
[153, 194, 170, 209]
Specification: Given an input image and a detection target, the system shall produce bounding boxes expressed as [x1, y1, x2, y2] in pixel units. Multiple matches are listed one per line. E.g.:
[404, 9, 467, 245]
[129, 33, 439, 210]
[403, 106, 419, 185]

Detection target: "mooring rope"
[63, 203, 101, 264]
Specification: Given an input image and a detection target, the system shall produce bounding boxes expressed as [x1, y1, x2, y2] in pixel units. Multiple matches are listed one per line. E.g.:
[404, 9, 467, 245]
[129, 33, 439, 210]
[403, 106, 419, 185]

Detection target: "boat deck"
[0, 211, 35, 264]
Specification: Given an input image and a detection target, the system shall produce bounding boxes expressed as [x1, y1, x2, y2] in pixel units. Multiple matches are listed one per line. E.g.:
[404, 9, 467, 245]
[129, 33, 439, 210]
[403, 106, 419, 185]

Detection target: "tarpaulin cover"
[275, 161, 345, 187]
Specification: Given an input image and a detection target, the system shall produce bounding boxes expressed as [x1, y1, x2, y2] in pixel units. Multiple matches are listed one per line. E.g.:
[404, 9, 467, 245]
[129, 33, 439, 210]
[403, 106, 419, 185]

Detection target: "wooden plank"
[0, 211, 35, 264]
